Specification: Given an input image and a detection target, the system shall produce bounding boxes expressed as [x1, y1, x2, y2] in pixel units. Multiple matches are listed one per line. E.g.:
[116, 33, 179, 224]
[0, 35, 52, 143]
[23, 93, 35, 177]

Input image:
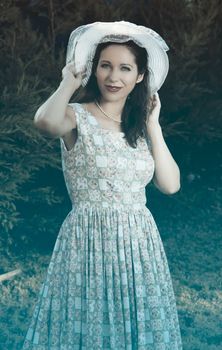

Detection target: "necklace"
[94, 100, 122, 123]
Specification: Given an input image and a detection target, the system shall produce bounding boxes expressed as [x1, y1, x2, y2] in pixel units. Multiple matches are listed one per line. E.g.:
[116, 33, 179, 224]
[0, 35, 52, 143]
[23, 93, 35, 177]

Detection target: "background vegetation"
[0, 0, 221, 349]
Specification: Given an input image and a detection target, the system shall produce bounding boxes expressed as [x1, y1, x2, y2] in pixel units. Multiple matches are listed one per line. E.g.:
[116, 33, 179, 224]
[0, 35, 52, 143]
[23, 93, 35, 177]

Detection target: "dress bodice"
[60, 103, 155, 211]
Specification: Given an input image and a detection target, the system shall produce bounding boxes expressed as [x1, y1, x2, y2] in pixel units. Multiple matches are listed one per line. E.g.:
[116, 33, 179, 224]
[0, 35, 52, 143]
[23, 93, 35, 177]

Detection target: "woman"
[21, 21, 183, 349]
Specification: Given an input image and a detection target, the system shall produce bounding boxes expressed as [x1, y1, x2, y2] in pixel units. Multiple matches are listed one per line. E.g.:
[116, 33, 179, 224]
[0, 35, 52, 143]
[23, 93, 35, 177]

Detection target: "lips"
[105, 85, 122, 92]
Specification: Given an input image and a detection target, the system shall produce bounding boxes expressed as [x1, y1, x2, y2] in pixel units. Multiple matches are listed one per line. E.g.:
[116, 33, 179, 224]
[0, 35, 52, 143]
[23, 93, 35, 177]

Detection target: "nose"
[107, 68, 119, 82]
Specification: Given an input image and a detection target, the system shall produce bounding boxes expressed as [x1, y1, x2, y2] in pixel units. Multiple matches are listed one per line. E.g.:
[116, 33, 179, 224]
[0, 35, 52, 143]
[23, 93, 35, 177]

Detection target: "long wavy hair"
[72, 40, 152, 148]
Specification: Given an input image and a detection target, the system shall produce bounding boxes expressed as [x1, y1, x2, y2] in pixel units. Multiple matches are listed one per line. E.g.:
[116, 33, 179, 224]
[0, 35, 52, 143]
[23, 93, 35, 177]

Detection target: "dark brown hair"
[73, 40, 151, 148]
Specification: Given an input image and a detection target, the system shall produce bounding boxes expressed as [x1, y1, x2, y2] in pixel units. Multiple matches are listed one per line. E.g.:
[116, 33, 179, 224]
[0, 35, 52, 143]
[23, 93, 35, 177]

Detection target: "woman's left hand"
[146, 92, 161, 127]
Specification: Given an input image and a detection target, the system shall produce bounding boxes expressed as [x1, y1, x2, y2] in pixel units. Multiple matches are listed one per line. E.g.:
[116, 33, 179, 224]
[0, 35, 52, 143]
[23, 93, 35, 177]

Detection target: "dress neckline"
[79, 103, 125, 136]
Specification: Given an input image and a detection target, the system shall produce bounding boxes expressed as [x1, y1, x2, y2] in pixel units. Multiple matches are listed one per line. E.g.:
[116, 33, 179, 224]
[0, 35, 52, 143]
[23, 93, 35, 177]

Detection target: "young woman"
[21, 21, 183, 349]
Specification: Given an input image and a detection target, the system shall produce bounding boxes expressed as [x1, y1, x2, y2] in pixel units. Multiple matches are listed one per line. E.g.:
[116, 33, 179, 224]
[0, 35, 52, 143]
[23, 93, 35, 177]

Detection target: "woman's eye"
[121, 66, 131, 71]
[101, 64, 109, 68]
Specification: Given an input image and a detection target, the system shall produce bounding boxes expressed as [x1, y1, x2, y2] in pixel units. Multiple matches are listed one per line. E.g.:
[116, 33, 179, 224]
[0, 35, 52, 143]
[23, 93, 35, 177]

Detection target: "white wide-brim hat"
[66, 21, 169, 95]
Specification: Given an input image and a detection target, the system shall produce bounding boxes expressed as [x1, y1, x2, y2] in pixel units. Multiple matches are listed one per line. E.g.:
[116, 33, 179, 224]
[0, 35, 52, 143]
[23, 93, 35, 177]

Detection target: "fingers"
[76, 67, 87, 79]
[150, 92, 160, 102]
[154, 92, 159, 100]
[81, 69, 88, 79]
[151, 92, 159, 99]
[65, 62, 87, 77]
[148, 92, 161, 111]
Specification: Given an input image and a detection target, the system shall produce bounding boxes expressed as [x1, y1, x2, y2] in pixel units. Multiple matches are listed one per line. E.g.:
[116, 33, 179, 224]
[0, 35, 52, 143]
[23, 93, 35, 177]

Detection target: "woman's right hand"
[60, 62, 86, 93]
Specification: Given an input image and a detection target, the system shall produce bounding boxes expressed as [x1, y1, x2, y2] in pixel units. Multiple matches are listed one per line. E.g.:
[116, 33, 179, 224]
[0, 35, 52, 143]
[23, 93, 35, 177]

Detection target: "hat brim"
[66, 21, 169, 95]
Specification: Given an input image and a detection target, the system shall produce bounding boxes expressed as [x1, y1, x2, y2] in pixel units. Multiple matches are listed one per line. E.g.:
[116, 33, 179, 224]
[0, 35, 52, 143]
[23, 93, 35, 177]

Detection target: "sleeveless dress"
[21, 103, 183, 350]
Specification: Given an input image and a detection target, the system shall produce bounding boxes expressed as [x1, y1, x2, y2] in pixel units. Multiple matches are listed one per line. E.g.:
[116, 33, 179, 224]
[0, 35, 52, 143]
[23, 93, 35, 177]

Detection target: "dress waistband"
[71, 201, 150, 215]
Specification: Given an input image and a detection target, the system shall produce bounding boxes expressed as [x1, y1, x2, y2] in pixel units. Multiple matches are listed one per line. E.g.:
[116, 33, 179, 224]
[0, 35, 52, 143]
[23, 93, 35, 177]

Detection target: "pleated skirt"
[21, 206, 183, 350]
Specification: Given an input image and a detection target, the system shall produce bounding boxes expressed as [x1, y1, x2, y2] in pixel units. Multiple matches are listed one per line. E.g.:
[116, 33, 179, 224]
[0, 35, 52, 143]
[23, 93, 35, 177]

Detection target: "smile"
[105, 85, 122, 92]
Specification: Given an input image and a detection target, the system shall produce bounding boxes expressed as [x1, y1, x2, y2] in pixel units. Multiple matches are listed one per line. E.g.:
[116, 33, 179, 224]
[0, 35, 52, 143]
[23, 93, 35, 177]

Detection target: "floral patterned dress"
[21, 103, 183, 350]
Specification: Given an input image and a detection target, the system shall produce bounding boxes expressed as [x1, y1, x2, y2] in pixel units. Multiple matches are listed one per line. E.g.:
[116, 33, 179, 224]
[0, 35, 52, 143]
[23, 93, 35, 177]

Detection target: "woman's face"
[95, 44, 144, 103]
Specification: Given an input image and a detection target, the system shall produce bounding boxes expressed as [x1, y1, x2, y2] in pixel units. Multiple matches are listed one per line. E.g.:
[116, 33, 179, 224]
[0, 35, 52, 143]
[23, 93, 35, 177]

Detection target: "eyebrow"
[100, 60, 133, 68]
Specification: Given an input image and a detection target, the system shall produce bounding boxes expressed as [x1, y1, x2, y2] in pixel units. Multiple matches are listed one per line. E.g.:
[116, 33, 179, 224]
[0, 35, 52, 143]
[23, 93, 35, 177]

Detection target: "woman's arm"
[34, 63, 84, 137]
[146, 93, 181, 195]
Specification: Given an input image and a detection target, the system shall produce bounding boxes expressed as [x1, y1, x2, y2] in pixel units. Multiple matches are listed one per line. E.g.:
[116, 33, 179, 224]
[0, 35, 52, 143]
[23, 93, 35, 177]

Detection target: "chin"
[100, 90, 127, 103]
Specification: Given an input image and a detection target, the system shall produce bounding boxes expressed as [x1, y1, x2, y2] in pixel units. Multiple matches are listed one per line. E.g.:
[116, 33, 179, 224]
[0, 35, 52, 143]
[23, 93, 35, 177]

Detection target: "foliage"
[0, 1, 64, 235]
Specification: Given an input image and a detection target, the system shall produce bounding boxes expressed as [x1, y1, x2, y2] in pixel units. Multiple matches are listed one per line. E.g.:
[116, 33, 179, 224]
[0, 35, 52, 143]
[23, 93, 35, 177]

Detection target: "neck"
[97, 98, 126, 118]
